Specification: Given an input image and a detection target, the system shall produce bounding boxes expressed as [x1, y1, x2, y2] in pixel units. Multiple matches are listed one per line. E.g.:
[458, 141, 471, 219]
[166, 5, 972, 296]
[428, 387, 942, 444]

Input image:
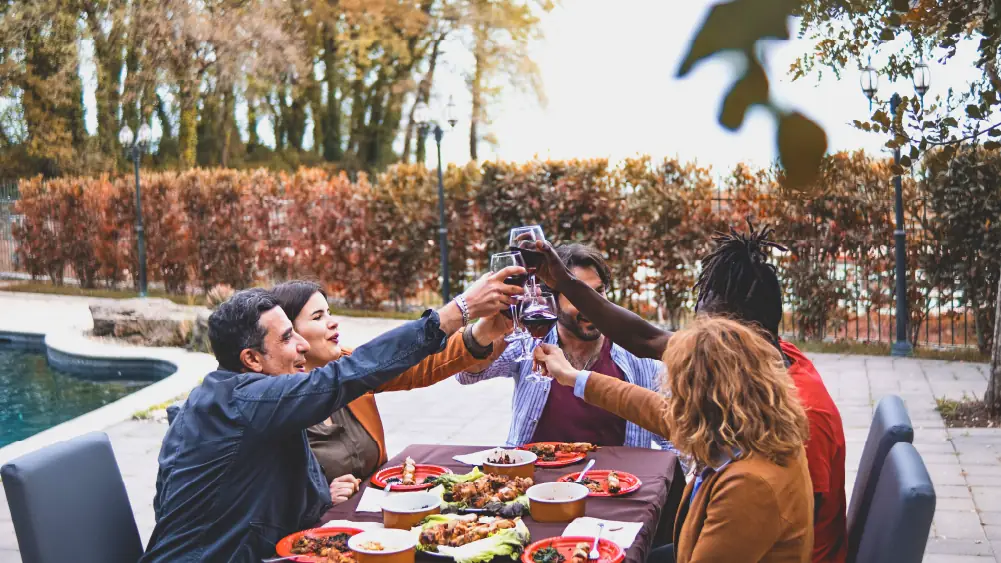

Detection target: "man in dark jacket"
[142, 275, 520, 562]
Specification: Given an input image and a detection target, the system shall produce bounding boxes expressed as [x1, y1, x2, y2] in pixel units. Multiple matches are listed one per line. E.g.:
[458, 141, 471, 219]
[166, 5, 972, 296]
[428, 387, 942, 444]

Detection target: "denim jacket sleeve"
[231, 309, 447, 435]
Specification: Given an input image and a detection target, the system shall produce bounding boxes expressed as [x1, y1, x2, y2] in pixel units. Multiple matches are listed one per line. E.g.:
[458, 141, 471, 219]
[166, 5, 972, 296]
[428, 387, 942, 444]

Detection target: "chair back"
[1, 432, 143, 563]
[846, 394, 914, 562]
[854, 442, 935, 563]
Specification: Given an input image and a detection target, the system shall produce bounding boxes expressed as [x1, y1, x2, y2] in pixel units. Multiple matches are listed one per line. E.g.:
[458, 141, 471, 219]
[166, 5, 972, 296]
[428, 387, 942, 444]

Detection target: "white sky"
[77, 0, 985, 174]
[429, 0, 985, 173]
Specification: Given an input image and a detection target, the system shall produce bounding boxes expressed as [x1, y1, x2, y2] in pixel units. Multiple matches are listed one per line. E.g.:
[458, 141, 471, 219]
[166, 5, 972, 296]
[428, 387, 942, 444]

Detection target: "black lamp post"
[415, 96, 457, 304]
[860, 58, 931, 357]
[118, 123, 152, 298]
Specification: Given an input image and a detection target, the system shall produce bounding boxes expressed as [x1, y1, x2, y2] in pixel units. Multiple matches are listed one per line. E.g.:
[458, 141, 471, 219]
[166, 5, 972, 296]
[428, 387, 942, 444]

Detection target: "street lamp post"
[118, 123, 152, 298]
[860, 58, 931, 357]
[415, 96, 457, 304]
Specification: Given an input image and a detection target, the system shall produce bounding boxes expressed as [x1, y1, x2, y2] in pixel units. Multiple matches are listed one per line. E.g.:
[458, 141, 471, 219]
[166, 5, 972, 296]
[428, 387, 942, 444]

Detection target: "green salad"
[415, 514, 531, 563]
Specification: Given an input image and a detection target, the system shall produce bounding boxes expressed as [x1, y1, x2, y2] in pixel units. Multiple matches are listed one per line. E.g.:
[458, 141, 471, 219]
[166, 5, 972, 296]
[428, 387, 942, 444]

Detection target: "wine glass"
[519, 292, 559, 379]
[508, 225, 546, 296]
[490, 252, 531, 343]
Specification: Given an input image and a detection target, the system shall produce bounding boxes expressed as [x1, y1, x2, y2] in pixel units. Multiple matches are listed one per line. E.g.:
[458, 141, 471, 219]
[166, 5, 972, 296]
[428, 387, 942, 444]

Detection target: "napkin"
[321, 519, 384, 530]
[452, 447, 506, 466]
[354, 485, 446, 513]
[562, 517, 644, 549]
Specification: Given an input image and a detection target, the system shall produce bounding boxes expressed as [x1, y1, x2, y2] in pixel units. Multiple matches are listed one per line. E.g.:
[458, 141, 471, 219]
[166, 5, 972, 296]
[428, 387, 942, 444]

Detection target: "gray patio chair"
[853, 441, 935, 563]
[1, 431, 143, 563]
[846, 394, 914, 562]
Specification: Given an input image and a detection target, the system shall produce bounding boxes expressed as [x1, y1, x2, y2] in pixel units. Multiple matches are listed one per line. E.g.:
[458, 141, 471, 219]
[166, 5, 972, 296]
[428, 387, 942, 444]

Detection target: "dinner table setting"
[272, 442, 686, 563]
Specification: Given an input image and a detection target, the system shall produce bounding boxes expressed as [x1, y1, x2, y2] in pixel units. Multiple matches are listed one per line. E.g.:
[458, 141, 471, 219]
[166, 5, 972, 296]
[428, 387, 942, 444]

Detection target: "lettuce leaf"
[429, 519, 531, 563]
[432, 468, 485, 491]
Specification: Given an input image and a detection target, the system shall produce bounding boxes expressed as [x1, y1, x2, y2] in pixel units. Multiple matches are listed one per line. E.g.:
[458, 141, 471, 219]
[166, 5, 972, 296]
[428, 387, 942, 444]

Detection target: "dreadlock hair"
[694, 218, 788, 337]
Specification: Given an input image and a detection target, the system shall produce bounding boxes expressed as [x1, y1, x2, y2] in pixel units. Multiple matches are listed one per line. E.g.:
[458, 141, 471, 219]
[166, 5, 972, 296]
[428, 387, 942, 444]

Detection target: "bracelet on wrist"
[454, 295, 470, 326]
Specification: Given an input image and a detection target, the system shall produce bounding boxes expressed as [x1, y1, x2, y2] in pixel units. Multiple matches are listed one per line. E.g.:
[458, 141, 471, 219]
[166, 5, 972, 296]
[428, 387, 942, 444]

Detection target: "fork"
[589, 522, 604, 560]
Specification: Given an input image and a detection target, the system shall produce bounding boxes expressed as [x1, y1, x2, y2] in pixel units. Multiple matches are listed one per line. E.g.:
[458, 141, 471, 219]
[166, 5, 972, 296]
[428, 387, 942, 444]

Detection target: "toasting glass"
[508, 225, 547, 298]
[490, 251, 531, 343]
[519, 292, 559, 378]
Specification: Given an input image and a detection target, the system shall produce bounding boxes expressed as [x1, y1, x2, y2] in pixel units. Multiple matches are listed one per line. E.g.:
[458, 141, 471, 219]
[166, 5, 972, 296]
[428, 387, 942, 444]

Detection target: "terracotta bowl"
[526, 482, 589, 523]
[380, 492, 441, 530]
[349, 529, 417, 563]
[483, 449, 538, 480]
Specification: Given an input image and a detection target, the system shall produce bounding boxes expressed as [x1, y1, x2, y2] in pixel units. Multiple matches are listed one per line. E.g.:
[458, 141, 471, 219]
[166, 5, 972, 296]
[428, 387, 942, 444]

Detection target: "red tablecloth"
[318, 444, 686, 563]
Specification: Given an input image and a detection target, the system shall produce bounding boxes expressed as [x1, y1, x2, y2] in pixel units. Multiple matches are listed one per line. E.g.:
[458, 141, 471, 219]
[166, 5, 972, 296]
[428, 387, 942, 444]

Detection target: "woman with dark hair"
[271, 278, 513, 504]
[534, 317, 814, 562]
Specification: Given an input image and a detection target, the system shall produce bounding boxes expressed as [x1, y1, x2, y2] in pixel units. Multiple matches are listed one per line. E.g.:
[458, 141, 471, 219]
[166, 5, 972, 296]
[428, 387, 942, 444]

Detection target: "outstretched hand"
[533, 343, 580, 388]
[462, 266, 526, 320]
[532, 241, 574, 290]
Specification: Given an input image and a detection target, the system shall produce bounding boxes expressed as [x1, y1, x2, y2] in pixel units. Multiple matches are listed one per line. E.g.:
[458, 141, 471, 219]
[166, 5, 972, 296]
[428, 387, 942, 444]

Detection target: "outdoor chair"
[1, 431, 143, 563]
[846, 394, 914, 562]
[853, 442, 936, 563]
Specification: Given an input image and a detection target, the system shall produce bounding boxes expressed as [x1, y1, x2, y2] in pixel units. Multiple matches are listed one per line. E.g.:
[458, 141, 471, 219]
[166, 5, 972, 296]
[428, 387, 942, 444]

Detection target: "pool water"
[0, 349, 154, 448]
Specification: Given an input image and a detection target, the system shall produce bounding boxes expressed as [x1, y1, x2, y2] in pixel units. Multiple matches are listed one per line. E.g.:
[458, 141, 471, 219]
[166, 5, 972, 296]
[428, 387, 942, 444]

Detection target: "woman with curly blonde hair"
[535, 317, 814, 563]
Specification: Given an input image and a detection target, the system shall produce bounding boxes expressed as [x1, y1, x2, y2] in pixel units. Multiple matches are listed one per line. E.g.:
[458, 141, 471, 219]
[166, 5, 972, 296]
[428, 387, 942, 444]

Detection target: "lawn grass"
[132, 393, 190, 420]
[789, 339, 989, 363]
[1, 282, 208, 306]
[1, 281, 423, 320]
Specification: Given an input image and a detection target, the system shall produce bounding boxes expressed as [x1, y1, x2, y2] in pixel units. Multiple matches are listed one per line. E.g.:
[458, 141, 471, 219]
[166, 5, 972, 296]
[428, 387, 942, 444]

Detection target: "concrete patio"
[0, 292, 998, 562]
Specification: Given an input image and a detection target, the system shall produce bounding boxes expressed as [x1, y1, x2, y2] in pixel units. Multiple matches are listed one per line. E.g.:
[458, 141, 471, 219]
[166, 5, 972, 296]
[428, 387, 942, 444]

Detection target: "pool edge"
[0, 329, 215, 466]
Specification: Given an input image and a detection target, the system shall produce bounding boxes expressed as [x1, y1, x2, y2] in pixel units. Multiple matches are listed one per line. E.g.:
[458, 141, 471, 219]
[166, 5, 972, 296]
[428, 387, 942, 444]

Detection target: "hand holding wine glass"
[461, 265, 526, 320]
[530, 240, 575, 291]
[520, 292, 559, 379]
[532, 343, 579, 387]
[490, 252, 530, 343]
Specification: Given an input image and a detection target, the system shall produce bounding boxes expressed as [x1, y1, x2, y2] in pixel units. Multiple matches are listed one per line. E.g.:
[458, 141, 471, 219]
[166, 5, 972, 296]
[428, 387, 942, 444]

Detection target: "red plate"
[275, 526, 364, 561]
[521, 536, 625, 563]
[519, 442, 589, 468]
[557, 470, 641, 497]
[370, 463, 451, 491]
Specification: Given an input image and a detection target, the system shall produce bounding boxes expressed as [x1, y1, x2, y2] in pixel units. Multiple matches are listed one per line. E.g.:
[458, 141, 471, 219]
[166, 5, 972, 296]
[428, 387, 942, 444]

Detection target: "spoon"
[575, 459, 596, 483]
[588, 522, 605, 560]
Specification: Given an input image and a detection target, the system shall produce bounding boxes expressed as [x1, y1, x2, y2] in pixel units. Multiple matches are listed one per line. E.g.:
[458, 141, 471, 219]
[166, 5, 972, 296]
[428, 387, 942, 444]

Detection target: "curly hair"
[661, 317, 809, 467]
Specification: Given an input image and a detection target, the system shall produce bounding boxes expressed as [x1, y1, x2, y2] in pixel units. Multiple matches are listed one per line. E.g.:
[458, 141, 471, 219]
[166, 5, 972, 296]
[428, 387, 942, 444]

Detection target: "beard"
[557, 309, 602, 341]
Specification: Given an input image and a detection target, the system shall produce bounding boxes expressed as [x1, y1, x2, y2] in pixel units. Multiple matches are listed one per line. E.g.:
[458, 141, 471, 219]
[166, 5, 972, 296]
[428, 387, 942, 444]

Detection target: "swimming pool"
[0, 349, 155, 448]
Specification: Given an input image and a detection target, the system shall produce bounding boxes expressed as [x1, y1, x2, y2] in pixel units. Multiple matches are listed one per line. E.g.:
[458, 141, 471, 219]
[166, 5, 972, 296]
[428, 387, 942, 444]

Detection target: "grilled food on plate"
[416, 514, 530, 563]
[570, 542, 590, 563]
[291, 533, 356, 563]
[558, 443, 599, 454]
[606, 471, 621, 494]
[401, 457, 418, 486]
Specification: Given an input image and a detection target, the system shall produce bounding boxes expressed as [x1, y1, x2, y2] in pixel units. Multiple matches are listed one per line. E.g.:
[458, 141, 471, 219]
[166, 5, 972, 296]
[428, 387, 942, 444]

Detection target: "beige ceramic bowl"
[348, 529, 417, 563]
[526, 481, 589, 523]
[483, 449, 538, 480]
[380, 492, 441, 530]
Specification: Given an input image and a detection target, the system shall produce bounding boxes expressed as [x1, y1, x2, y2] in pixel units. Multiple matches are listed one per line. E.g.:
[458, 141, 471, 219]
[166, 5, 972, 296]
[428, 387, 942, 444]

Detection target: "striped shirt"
[455, 327, 677, 454]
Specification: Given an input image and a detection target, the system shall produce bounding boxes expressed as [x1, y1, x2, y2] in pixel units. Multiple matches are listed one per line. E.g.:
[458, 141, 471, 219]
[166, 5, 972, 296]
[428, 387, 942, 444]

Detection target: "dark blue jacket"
[140, 310, 446, 562]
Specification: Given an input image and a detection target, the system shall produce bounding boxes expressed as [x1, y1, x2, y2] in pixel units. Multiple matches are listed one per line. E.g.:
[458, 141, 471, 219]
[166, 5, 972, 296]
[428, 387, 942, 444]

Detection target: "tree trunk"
[469, 25, 487, 162]
[403, 34, 442, 163]
[221, 87, 235, 168]
[247, 94, 259, 151]
[322, 29, 342, 162]
[178, 80, 198, 169]
[988, 266, 1001, 418]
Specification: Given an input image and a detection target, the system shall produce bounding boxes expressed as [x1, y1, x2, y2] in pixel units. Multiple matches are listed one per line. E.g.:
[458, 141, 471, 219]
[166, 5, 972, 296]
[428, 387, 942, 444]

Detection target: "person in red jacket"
[531, 221, 848, 563]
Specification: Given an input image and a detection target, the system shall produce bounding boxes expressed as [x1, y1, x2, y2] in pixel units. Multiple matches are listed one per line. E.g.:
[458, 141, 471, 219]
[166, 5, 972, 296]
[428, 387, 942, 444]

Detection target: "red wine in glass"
[521, 310, 558, 338]
[509, 244, 545, 272]
[504, 273, 528, 287]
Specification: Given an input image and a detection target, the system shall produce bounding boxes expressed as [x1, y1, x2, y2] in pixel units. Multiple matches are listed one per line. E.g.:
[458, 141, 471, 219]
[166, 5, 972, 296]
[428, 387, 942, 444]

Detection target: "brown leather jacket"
[327, 327, 502, 465]
[582, 372, 814, 563]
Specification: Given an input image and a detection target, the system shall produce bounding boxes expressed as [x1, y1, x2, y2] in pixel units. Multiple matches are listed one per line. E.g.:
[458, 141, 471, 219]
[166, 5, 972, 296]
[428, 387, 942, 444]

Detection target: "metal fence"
[0, 179, 982, 349]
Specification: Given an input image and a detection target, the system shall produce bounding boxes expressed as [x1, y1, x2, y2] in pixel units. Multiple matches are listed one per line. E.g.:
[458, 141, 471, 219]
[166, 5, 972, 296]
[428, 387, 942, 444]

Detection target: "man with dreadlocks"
[529, 221, 847, 563]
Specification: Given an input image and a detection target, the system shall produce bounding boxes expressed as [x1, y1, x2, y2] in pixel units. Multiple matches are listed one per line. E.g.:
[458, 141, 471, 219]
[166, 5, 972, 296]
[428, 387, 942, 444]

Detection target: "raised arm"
[234, 309, 449, 435]
[533, 241, 671, 360]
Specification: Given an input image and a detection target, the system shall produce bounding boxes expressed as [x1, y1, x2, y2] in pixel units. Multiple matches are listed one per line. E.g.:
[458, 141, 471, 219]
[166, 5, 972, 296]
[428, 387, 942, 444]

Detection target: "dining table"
[317, 444, 687, 563]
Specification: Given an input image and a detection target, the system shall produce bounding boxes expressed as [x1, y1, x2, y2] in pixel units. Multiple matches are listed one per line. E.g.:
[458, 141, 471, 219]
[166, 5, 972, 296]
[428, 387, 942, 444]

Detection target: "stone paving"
[0, 296, 999, 561]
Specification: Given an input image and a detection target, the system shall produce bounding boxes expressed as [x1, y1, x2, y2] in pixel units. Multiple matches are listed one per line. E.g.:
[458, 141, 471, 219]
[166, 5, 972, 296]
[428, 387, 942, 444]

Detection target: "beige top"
[307, 408, 381, 482]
